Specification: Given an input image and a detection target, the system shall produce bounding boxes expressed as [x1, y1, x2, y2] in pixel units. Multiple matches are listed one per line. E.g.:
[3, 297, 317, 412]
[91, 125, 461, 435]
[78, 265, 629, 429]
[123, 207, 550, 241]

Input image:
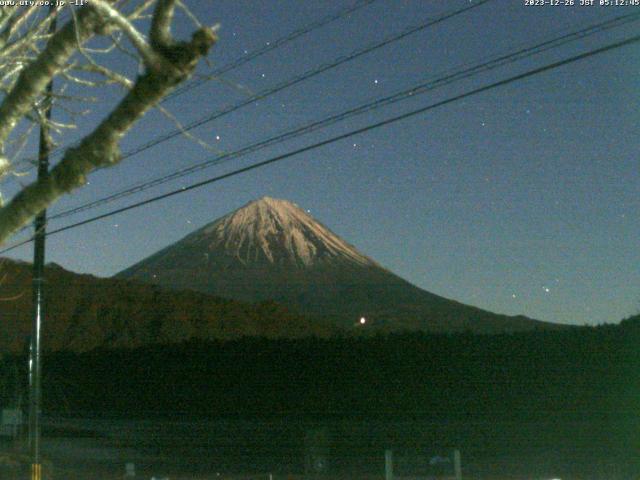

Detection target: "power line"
[8, 0, 494, 233]
[10, 0, 381, 171]
[1, 31, 637, 254]
[111, 0, 492, 161]
[10, 0, 489, 207]
[47, 10, 640, 222]
[37, 0, 492, 220]
[165, 0, 381, 101]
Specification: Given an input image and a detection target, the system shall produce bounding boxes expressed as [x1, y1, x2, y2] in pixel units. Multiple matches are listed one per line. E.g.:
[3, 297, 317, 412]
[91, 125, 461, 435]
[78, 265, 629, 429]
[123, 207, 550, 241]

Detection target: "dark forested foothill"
[1, 316, 635, 421]
[1, 315, 639, 478]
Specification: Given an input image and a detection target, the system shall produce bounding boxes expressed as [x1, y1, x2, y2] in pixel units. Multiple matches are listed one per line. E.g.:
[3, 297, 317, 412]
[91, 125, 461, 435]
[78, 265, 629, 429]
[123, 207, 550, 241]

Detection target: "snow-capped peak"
[188, 196, 377, 267]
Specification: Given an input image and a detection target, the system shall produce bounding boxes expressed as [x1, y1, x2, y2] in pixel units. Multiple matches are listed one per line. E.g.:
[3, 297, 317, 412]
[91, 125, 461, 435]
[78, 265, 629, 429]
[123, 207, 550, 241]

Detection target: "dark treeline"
[2, 316, 639, 478]
[20, 315, 639, 421]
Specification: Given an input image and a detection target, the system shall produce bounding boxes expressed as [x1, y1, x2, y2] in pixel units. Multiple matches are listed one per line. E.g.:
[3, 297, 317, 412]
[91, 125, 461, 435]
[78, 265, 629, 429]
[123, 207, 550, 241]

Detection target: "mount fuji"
[117, 197, 559, 333]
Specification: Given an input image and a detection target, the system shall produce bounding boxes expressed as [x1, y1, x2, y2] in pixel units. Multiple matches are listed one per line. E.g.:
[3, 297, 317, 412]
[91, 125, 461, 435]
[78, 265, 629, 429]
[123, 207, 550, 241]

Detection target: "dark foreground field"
[1, 414, 637, 480]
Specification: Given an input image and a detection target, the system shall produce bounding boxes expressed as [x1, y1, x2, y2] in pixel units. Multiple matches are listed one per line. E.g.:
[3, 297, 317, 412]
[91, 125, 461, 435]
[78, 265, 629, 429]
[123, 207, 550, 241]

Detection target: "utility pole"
[385, 449, 393, 480]
[453, 449, 462, 480]
[29, 6, 56, 480]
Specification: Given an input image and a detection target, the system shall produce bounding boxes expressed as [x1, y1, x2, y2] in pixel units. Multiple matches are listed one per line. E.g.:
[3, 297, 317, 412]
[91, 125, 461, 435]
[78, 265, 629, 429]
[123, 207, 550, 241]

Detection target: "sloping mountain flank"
[0, 258, 334, 354]
[117, 197, 562, 334]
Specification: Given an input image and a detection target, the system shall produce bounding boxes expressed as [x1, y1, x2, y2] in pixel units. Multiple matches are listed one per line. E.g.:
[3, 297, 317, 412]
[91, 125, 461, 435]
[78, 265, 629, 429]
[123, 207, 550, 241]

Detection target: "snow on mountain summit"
[187, 196, 377, 267]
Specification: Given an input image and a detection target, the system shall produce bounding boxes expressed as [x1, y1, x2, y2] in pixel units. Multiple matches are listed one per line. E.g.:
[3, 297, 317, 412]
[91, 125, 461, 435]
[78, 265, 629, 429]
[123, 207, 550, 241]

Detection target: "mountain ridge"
[124, 197, 379, 272]
[117, 197, 563, 334]
[0, 258, 336, 353]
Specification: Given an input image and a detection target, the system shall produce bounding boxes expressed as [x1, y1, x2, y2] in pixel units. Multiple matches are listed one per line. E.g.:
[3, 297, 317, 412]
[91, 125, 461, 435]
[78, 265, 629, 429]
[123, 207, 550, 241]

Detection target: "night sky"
[2, 0, 639, 326]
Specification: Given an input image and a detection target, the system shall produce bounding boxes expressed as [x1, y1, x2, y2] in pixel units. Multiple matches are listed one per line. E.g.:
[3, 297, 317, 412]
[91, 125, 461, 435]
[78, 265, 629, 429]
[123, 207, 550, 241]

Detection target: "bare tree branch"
[0, 7, 105, 149]
[0, 6, 217, 243]
[150, 0, 176, 49]
[91, 0, 163, 70]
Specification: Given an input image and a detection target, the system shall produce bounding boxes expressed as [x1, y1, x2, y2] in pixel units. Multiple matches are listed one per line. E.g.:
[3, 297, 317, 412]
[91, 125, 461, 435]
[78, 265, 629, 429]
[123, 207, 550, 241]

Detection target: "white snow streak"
[193, 197, 376, 267]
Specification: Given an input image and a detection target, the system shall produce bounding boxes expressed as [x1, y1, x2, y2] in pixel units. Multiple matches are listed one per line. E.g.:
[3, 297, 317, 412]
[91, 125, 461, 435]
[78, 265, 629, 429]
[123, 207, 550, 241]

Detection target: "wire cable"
[47, 10, 640, 222]
[1, 31, 637, 254]
[5, 0, 496, 234]
[110, 0, 492, 160]
[165, 0, 381, 101]
[10, 0, 381, 171]
[8, 0, 489, 201]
